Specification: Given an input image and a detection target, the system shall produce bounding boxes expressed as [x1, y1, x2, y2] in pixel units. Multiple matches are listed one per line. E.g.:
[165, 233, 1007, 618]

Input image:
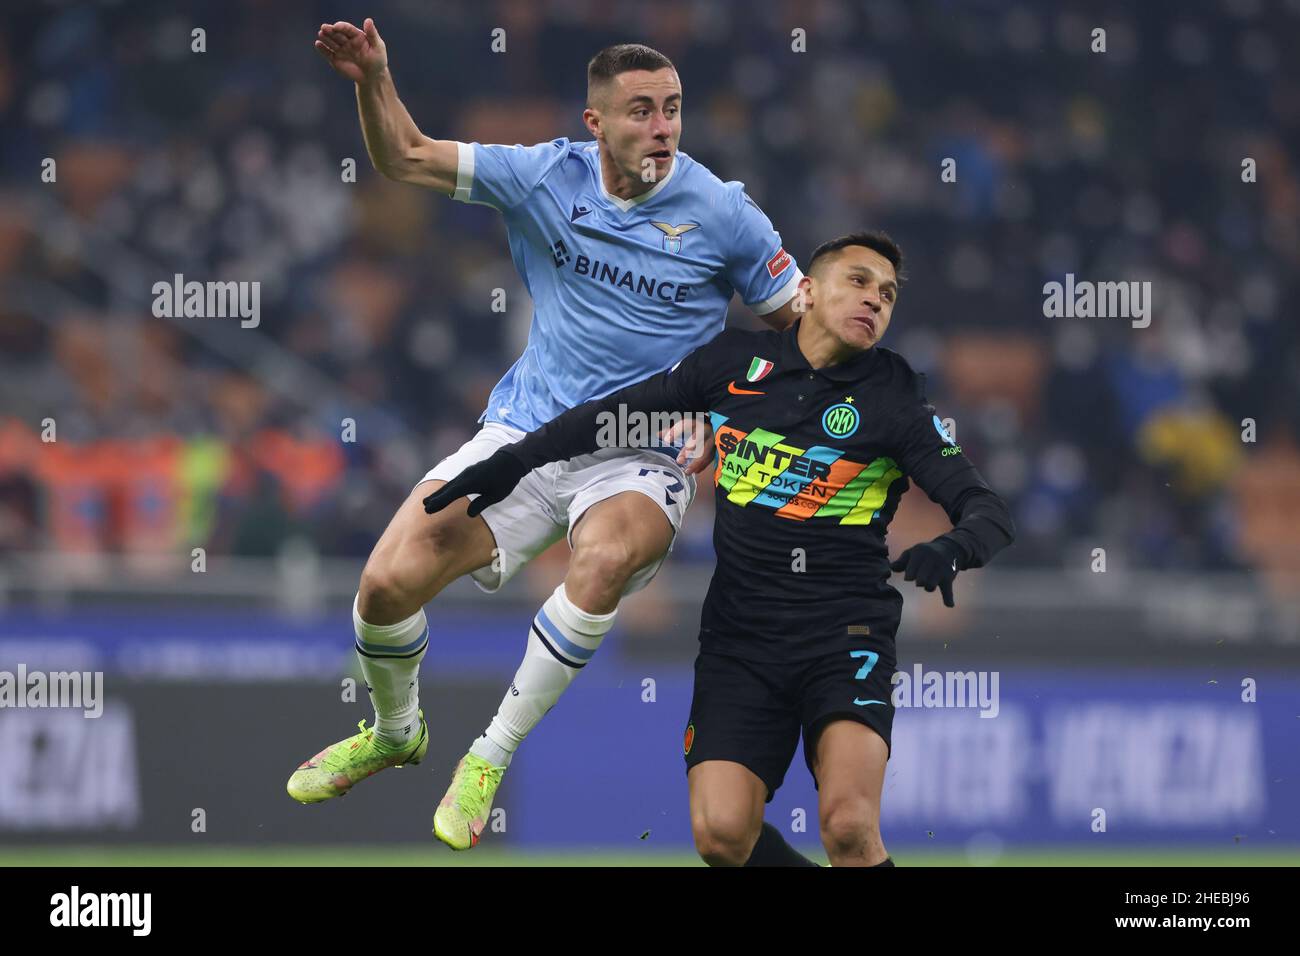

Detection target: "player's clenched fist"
[889, 538, 963, 608]
[422, 449, 531, 519]
[314, 18, 387, 83]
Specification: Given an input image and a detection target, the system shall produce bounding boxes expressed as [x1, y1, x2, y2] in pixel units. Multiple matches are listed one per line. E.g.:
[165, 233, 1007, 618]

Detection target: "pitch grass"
[1, 846, 1295, 867]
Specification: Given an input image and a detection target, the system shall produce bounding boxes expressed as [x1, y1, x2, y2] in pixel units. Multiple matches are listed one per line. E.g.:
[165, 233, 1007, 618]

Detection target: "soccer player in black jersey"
[423, 232, 1015, 866]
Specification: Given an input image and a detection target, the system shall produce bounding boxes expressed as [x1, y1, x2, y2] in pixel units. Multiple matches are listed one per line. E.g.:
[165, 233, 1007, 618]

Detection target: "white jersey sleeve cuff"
[748, 267, 804, 316]
[453, 141, 475, 202]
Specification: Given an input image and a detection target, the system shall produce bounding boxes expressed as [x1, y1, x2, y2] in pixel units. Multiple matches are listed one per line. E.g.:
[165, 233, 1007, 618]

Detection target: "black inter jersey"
[506, 321, 1015, 662]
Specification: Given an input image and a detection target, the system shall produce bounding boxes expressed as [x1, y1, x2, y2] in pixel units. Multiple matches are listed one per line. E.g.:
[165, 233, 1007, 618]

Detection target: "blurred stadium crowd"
[1, 0, 1297, 588]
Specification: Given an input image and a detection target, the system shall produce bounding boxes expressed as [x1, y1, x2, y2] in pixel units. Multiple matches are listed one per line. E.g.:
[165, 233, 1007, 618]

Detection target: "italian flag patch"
[746, 357, 774, 383]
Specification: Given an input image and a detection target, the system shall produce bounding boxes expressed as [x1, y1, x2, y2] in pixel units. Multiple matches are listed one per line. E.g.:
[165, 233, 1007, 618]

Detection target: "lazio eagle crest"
[650, 220, 700, 254]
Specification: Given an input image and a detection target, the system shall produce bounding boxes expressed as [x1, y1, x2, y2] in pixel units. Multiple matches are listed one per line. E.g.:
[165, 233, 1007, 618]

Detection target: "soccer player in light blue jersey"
[291, 18, 803, 849]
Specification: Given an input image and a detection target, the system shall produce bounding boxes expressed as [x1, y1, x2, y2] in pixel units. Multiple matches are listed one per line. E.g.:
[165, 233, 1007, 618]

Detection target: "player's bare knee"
[819, 801, 879, 858]
[692, 815, 758, 867]
[569, 537, 640, 603]
[356, 561, 415, 624]
[359, 545, 432, 624]
[694, 838, 747, 868]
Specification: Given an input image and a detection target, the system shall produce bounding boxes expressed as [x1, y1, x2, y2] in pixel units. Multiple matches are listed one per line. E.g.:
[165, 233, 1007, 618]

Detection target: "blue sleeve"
[454, 139, 568, 212]
[723, 185, 802, 315]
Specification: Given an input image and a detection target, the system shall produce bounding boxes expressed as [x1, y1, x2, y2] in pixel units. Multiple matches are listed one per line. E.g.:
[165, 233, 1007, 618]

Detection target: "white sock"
[471, 584, 615, 768]
[353, 594, 428, 750]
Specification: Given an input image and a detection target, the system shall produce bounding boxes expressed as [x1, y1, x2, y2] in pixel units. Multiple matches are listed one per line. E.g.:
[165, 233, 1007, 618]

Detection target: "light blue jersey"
[451, 138, 802, 432]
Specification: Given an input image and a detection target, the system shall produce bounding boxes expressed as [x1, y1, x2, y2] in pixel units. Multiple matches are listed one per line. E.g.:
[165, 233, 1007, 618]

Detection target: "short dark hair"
[807, 231, 905, 282]
[587, 44, 676, 107]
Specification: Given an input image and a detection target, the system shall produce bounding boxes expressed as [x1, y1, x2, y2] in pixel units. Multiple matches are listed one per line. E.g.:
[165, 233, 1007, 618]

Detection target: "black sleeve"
[888, 391, 1016, 570]
[503, 331, 732, 470]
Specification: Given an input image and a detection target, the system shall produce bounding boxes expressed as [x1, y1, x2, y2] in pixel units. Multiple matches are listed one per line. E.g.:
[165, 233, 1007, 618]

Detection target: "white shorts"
[419, 422, 697, 594]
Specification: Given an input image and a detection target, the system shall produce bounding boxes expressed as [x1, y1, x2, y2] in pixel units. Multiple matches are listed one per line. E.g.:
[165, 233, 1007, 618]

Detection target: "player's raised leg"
[810, 719, 892, 866]
[286, 479, 496, 803]
[433, 489, 673, 849]
[688, 761, 767, 866]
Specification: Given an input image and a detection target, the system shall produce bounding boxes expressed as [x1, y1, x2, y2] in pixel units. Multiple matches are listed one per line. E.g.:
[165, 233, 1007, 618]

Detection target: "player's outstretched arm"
[424, 342, 726, 516]
[314, 19, 459, 194]
[422, 452, 532, 519]
[759, 298, 801, 332]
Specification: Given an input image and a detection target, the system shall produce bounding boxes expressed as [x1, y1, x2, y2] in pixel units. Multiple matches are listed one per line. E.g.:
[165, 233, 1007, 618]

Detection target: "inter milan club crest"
[650, 220, 699, 254]
[746, 357, 774, 383]
[822, 397, 860, 439]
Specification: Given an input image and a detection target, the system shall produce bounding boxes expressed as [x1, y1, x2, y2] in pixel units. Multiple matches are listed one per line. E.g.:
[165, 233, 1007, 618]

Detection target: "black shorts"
[682, 642, 896, 802]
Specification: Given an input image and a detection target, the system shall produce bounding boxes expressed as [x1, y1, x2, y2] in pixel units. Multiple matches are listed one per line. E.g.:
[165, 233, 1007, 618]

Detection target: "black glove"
[422, 448, 531, 518]
[889, 537, 963, 608]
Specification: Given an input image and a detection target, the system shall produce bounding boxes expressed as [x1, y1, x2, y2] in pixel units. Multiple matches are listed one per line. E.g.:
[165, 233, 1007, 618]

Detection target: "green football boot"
[286, 713, 428, 804]
[432, 753, 507, 849]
